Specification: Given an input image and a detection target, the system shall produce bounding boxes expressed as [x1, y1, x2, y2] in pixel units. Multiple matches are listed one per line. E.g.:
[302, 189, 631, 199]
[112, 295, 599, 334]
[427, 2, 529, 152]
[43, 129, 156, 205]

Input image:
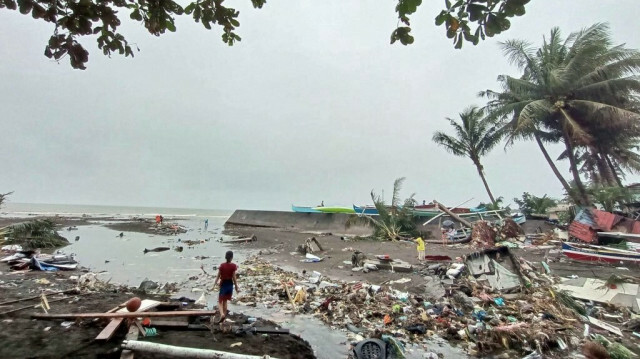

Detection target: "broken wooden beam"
[33, 310, 217, 320]
[433, 200, 473, 228]
[121, 340, 281, 359]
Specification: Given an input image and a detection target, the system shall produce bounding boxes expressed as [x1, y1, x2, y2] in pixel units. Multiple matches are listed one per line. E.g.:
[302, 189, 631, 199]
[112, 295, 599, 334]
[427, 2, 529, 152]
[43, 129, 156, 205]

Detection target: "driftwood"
[0, 289, 79, 306]
[433, 200, 473, 228]
[121, 340, 280, 359]
[0, 295, 89, 316]
[32, 310, 217, 319]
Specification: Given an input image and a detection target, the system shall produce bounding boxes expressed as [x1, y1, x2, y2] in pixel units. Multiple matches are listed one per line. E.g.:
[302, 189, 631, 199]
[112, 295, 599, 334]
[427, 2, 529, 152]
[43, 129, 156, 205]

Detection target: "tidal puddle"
[62, 217, 238, 286]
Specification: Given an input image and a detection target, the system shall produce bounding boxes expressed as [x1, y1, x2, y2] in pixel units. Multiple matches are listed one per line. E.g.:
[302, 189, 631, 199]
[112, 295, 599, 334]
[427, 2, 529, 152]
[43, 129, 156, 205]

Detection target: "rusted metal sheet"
[592, 209, 623, 231]
[569, 221, 598, 243]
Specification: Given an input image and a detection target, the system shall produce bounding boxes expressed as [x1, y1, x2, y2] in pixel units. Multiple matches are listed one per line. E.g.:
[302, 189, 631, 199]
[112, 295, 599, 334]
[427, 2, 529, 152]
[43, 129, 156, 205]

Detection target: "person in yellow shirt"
[415, 236, 425, 261]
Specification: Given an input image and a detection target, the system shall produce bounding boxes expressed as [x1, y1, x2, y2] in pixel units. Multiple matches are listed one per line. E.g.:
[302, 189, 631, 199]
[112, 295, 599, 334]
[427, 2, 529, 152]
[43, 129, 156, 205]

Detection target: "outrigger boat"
[561, 242, 640, 264]
[291, 205, 321, 213]
[353, 205, 379, 215]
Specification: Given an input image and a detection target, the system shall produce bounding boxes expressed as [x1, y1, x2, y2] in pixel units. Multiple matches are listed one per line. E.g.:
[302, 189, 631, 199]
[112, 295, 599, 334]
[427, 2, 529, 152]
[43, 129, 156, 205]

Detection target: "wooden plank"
[116, 300, 162, 313]
[148, 319, 190, 327]
[120, 324, 139, 359]
[95, 318, 125, 341]
[96, 300, 162, 341]
[33, 310, 218, 319]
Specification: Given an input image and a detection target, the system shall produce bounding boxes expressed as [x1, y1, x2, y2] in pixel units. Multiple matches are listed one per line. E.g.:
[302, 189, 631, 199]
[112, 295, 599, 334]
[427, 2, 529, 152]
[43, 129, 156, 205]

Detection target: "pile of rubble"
[234, 250, 640, 358]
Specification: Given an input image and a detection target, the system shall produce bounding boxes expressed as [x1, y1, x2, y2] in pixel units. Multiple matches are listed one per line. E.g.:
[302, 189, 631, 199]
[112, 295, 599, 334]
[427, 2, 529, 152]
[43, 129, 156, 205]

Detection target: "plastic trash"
[494, 297, 505, 306]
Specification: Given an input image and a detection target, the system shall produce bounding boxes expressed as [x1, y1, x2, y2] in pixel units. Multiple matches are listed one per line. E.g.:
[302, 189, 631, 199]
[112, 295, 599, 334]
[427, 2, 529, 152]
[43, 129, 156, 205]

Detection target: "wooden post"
[433, 200, 473, 228]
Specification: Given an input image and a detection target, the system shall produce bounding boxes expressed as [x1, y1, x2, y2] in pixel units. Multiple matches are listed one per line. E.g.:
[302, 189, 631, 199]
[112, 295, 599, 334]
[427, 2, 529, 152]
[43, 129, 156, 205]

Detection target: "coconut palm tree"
[482, 23, 640, 206]
[0, 191, 12, 210]
[433, 106, 502, 205]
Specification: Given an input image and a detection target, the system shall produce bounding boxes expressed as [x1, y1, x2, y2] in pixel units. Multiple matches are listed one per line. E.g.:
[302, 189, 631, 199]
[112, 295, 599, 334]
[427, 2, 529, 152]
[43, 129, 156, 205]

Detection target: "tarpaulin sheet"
[487, 259, 521, 291]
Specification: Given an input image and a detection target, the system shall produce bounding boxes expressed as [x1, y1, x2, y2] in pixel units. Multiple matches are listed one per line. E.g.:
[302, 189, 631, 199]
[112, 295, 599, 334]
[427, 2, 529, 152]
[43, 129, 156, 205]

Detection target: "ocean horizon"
[0, 202, 233, 219]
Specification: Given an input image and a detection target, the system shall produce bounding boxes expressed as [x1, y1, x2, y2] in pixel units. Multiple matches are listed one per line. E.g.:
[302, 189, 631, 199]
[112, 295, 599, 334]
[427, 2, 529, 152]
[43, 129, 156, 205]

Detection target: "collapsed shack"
[462, 246, 526, 292]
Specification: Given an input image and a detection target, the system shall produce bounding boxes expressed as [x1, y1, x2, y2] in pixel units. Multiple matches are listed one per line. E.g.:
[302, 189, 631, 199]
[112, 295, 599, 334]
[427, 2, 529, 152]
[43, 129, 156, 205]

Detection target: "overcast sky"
[1, 1, 639, 211]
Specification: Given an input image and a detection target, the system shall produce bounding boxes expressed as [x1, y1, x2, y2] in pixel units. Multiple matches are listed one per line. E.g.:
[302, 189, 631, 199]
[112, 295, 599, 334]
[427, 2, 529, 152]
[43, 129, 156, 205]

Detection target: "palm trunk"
[534, 132, 574, 197]
[594, 150, 616, 187]
[474, 161, 497, 205]
[561, 126, 591, 206]
[604, 154, 624, 188]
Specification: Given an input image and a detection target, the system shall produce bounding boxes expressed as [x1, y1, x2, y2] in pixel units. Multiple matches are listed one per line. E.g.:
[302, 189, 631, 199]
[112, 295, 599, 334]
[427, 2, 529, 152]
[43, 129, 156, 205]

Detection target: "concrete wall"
[224, 210, 374, 236]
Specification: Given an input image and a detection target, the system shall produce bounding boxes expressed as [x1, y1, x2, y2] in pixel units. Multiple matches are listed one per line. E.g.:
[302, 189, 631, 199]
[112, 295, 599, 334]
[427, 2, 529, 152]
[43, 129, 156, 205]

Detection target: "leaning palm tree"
[482, 23, 640, 206]
[433, 106, 502, 205]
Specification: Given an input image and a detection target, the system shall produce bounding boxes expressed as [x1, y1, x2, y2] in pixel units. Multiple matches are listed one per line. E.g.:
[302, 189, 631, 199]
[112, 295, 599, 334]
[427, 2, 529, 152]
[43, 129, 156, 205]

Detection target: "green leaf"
[455, 33, 463, 49]
[166, 20, 176, 32]
[230, 18, 239, 27]
[435, 12, 447, 26]
[467, 3, 485, 22]
[184, 3, 195, 14]
[446, 26, 456, 39]
[445, 0, 451, 9]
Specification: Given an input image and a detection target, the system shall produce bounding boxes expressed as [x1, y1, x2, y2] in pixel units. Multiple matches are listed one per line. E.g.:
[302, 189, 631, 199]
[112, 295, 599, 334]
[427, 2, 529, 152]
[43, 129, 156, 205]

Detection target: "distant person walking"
[204, 219, 209, 230]
[214, 250, 239, 323]
[319, 201, 324, 207]
[415, 236, 425, 261]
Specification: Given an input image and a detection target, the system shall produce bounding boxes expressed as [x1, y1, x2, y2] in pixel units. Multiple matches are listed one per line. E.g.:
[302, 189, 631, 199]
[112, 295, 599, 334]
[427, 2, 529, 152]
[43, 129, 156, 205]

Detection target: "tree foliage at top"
[393, 0, 530, 48]
[1, 0, 530, 69]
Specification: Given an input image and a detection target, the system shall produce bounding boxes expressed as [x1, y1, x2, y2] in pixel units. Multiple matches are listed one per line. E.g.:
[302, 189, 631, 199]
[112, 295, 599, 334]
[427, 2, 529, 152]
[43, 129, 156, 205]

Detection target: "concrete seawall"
[224, 210, 374, 236]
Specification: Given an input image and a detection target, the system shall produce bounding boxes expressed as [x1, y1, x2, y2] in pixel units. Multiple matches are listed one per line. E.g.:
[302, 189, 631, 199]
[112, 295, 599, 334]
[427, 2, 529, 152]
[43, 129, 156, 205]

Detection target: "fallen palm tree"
[0, 219, 68, 248]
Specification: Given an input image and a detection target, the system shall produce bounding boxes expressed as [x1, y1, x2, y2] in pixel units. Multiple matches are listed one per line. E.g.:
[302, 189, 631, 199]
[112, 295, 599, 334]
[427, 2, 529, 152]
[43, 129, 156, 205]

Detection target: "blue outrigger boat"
[353, 205, 379, 215]
[291, 205, 321, 213]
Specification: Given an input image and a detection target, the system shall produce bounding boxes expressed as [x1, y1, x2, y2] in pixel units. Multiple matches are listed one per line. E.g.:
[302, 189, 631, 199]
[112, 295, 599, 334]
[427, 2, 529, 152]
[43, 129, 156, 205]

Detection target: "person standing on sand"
[214, 250, 239, 323]
[415, 236, 425, 261]
[204, 219, 208, 230]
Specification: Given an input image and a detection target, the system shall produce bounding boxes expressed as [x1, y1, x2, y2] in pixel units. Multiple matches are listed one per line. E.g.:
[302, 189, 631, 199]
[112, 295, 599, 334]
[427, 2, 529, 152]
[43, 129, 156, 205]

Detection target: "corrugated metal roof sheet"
[592, 209, 624, 231]
[569, 221, 598, 243]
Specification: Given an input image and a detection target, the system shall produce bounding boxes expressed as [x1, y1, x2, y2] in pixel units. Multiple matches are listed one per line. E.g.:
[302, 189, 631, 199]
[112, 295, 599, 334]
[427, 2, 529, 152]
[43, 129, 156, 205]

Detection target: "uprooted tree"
[0, 219, 69, 248]
[0, 0, 530, 69]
